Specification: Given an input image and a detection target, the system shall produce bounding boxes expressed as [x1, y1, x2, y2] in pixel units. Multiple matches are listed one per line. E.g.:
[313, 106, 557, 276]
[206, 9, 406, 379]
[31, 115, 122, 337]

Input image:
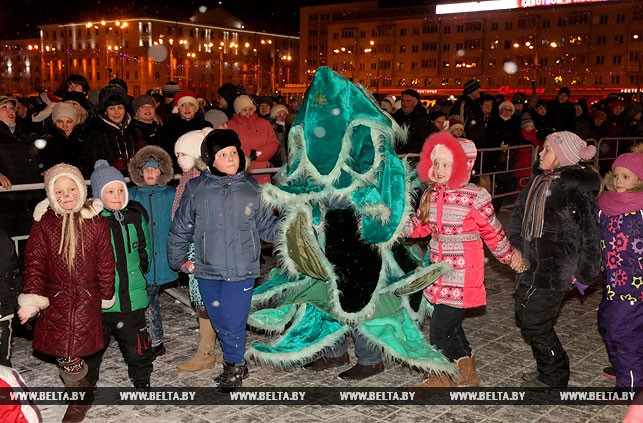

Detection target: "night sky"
[0, 0, 372, 40]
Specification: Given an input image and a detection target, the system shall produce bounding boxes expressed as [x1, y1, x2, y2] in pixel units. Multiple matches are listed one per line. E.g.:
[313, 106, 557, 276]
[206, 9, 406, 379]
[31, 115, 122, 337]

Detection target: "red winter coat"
[227, 113, 280, 184]
[20, 201, 115, 358]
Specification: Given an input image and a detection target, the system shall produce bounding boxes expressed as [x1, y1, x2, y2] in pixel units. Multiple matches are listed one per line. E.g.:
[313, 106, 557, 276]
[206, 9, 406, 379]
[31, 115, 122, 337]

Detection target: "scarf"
[172, 168, 201, 219]
[521, 170, 560, 241]
[598, 190, 643, 216]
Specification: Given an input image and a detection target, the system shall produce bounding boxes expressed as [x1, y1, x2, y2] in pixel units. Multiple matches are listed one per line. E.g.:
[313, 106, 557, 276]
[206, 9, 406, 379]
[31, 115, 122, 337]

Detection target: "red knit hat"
[173, 90, 199, 111]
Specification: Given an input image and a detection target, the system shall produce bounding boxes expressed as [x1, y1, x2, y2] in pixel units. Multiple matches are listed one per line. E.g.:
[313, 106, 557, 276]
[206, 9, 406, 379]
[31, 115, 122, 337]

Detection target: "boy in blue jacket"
[86, 160, 154, 389]
[168, 129, 279, 392]
[128, 145, 177, 359]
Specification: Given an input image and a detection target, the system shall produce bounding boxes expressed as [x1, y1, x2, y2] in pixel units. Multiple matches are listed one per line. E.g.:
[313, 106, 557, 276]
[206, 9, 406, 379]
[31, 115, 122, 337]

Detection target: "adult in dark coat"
[392, 89, 432, 154]
[0, 96, 42, 238]
[546, 87, 576, 132]
[84, 84, 140, 175]
[38, 103, 88, 175]
[450, 79, 486, 148]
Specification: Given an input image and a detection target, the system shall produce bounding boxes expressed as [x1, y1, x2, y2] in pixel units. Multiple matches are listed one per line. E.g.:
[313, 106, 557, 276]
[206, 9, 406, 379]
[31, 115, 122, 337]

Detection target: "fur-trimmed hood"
[33, 198, 104, 221]
[417, 132, 476, 188]
[127, 145, 174, 186]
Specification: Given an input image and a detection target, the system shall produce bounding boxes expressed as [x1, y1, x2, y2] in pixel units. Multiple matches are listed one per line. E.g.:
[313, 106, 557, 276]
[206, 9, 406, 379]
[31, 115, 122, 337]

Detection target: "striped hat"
[546, 131, 596, 167]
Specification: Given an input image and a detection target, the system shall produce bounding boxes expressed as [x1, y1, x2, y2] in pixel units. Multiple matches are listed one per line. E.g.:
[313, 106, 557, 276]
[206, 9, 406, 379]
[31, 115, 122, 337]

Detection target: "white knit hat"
[52, 103, 78, 124]
[233, 95, 256, 115]
[270, 104, 289, 120]
[174, 128, 214, 159]
[44, 163, 87, 214]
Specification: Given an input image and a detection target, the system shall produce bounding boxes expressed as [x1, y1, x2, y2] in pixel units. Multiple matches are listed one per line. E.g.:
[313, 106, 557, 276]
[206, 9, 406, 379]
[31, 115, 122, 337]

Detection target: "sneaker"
[603, 366, 616, 379]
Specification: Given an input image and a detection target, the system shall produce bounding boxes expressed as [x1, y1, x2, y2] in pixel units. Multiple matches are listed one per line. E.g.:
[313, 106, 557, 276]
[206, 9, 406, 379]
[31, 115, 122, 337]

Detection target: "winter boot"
[417, 371, 456, 388]
[216, 361, 248, 393]
[303, 353, 350, 371]
[453, 355, 479, 387]
[177, 317, 223, 372]
[60, 365, 93, 423]
[337, 362, 384, 381]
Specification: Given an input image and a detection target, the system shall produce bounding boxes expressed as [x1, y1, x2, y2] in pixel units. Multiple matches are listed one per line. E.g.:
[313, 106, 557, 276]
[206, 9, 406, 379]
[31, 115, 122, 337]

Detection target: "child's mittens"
[571, 274, 589, 295]
[17, 305, 39, 325]
[180, 260, 195, 274]
[101, 296, 116, 309]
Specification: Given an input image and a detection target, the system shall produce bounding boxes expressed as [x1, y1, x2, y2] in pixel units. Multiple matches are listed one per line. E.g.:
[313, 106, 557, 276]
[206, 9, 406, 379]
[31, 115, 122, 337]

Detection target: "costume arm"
[472, 189, 513, 264]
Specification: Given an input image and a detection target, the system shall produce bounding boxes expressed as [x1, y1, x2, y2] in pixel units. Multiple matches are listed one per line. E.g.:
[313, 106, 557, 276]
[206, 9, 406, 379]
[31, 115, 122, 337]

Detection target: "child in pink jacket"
[407, 131, 523, 387]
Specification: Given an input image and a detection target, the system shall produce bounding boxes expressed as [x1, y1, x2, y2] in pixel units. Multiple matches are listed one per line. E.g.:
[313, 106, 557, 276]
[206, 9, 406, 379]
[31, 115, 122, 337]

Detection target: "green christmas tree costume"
[246, 67, 456, 376]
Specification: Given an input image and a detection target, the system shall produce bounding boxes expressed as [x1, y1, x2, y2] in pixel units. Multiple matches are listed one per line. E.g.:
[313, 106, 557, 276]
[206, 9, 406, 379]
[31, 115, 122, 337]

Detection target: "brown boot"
[453, 355, 479, 387]
[177, 317, 220, 372]
[418, 370, 456, 387]
[303, 353, 350, 371]
[337, 362, 384, 381]
[60, 365, 93, 423]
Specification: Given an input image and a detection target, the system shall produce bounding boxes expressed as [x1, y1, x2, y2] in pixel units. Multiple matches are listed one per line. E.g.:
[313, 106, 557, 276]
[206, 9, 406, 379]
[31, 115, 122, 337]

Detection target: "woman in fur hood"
[128, 145, 177, 359]
[596, 151, 643, 389]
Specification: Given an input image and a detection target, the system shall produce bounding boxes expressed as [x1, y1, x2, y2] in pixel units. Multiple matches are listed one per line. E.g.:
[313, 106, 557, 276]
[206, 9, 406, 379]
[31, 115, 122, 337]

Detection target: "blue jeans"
[144, 285, 163, 347]
[327, 328, 382, 366]
[198, 278, 254, 364]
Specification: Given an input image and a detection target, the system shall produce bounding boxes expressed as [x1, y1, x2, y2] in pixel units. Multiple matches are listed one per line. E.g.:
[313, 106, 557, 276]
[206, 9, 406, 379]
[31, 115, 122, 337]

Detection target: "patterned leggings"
[187, 243, 204, 307]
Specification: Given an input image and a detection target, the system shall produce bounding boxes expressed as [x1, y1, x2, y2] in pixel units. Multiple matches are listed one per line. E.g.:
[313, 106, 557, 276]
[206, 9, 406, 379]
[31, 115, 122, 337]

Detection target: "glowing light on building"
[437, 0, 606, 14]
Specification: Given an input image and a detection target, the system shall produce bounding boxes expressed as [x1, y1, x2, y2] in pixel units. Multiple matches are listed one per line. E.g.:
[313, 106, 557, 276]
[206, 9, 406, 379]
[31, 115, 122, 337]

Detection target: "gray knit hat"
[132, 95, 155, 115]
[463, 79, 481, 96]
[204, 109, 229, 129]
[90, 160, 129, 209]
[161, 81, 181, 99]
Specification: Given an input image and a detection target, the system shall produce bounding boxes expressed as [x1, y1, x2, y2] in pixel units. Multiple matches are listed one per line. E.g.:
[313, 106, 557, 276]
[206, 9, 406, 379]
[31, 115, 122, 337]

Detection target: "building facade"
[0, 39, 42, 96]
[32, 10, 298, 99]
[300, 0, 643, 99]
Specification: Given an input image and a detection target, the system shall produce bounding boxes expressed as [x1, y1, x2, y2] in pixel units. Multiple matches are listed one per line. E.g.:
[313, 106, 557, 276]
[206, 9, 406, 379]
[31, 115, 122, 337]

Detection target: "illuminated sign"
[498, 86, 545, 95]
[436, 0, 606, 14]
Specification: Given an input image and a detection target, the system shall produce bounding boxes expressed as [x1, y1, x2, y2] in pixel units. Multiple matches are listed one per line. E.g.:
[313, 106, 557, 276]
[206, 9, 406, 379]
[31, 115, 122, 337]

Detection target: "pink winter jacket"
[227, 113, 280, 184]
[408, 184, 514, 309]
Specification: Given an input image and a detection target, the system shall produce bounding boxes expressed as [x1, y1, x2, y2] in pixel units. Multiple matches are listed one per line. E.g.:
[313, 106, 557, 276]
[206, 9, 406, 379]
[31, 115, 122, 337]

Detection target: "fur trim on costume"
[101, 296, 116, 309]
[128, 145, 175, 187]
[18, 293, 50, 310]
[417, 132, 470, 188]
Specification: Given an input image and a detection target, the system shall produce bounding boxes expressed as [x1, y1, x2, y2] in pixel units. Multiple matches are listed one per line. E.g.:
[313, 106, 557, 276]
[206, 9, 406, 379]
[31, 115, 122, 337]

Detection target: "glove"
[571, 274, 589, 295]
[180, 260, 195, 274]
[18, 305, 40, 325]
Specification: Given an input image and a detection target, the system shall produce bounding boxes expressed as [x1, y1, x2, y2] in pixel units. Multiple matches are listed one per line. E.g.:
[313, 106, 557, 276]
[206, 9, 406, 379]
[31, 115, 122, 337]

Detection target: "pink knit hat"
[612, 152, 643, 180]
[546, 131, 596, 167]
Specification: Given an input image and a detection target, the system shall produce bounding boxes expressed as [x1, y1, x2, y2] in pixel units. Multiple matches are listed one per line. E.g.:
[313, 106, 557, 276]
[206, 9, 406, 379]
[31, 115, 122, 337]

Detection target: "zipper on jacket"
[149, 191, 157, 285]
[202, 232, 207, 264]
[250, 229, 257, 260]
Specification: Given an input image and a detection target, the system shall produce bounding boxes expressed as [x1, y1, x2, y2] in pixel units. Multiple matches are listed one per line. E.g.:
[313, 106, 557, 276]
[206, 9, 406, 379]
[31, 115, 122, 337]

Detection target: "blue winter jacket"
[167, 170, 278, 281]
[129, 184, 177, 286]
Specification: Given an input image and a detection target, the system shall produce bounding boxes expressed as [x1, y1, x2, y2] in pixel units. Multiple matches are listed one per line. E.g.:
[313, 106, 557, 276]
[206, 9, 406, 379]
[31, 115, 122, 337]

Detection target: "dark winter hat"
[62, 91, 90, 111]
[511, 92, 526, 104]
[462, 79, 481, 96]
[99, 84, 128, 112]
[257, 96, 273, 107]
[429, 110, 447, 122]
[161, 81, 181, 99]
[109, 78, 128, 94]
[400, 89, 420, 100]
[521, 112, 534, 128]
[132, 95, 155, 115]
[558, 87, 571, 96]
[201, 129, 246, 175]
[90, 159, 129, 208]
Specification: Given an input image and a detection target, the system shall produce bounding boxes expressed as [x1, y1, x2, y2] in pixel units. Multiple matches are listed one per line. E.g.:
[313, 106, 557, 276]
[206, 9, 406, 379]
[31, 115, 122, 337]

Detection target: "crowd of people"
[0, 72, 641, 422]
